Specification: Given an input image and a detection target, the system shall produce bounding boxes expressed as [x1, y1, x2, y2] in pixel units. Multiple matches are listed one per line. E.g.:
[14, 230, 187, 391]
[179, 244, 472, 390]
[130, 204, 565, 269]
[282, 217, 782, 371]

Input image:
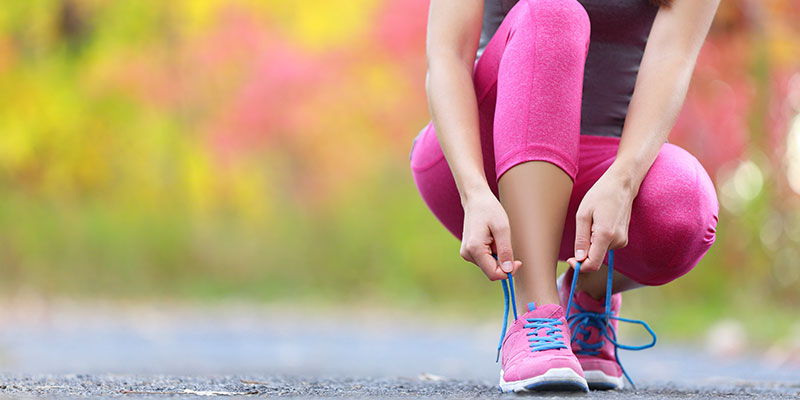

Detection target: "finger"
[490, 222, 515, 273]
[574, 208, 592, 262]
[460, 245, 474, 264]
[609, 227, 629, 250]
[504, 260, 523, 277]
[487, 254, 520, 279]
[566, 257, 577, 269]
[583, 228, 611, 272]
[477, 251, 505, 281]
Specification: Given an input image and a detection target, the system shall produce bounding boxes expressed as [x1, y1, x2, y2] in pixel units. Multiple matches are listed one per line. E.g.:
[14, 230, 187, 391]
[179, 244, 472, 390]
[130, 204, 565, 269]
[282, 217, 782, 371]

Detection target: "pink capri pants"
[409, 0, 718, 286]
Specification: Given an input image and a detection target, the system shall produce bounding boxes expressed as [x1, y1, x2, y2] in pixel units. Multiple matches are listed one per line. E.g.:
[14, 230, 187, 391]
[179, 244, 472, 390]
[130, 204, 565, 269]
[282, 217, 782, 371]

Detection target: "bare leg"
[498, 161, 573, 310]
[575, 265, 644, 300]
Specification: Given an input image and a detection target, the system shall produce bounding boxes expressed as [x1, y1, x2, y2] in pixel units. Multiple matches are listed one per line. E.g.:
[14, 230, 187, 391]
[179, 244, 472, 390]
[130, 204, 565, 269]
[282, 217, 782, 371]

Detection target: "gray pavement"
[0, 299, 798, 398]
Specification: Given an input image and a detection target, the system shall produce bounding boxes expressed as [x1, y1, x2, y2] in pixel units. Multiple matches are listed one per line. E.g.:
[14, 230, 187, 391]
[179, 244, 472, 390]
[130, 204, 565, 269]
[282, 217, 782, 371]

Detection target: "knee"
[633, 146, 719, 284]
[520, 0, 591, 52]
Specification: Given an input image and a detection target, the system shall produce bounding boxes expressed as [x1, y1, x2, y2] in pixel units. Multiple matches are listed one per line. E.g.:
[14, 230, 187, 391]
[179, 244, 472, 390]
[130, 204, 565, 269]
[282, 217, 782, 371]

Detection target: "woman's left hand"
[567, 163, 639, 272]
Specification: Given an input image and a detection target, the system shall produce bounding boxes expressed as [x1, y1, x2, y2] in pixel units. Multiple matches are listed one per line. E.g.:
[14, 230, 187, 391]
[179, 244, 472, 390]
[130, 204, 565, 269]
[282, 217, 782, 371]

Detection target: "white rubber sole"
[584, 370, 624, 390]
[499, 367, 589, 393]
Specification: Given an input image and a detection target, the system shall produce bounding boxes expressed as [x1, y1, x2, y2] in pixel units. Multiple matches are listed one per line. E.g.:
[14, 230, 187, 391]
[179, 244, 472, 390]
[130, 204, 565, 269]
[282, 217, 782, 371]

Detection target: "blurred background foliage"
[0, 0, 798, 344]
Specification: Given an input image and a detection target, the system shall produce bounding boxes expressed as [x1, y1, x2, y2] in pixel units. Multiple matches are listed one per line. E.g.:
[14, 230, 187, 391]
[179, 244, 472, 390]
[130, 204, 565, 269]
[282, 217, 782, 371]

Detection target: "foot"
[558, 268, 624, 390]
[498, 303, 588, 393]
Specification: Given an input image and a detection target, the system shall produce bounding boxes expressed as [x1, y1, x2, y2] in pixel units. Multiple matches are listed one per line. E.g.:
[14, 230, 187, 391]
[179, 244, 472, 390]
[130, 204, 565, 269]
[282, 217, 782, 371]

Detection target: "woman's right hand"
[460, 189, 522, 281]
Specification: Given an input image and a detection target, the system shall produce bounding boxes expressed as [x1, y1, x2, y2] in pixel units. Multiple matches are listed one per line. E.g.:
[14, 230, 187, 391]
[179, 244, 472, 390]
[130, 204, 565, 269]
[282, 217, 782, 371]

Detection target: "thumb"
[574, 209, 591, 262]
[491, 223, 515, 273]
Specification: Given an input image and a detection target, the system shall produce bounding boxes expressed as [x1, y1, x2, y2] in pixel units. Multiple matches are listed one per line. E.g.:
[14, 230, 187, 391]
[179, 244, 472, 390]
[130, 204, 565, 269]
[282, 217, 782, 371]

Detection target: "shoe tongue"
[523, 303, 563, 319]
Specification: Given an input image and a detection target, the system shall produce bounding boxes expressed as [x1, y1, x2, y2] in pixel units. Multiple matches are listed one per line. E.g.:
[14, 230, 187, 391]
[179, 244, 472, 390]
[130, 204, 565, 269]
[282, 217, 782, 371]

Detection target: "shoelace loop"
[494, 250, 658, 389]
[564, 250, 657, 389]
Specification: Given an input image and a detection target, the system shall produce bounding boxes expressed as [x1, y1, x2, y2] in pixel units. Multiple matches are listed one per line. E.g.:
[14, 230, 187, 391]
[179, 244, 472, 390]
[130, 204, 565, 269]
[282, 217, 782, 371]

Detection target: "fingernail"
[501, 261, 513, 273]
[575, 250, 586, 260]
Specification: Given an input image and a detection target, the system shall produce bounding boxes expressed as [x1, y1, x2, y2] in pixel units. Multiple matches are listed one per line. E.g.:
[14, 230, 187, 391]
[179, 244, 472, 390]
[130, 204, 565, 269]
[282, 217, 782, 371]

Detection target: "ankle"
[517, 283, 560, 311]
[575, 282, 606, 301]
[519, 295, 560, 311]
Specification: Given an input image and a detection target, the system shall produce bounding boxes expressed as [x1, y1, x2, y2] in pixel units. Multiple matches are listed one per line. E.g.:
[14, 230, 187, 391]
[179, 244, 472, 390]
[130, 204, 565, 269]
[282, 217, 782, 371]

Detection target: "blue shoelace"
[496, 268, 518, 362]
[495, 273, 568, 362]
[495, 250, 657, 388]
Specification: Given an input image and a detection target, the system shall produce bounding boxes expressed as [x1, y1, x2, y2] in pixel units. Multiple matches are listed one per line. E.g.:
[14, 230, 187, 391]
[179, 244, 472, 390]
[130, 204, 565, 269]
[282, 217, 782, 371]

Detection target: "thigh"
[409, 36, 504, 240]
[410, 0, 590, 241]
[558, 136, 719, 286]
[409, 120, 498, 240]
[409, 122, 464, 239]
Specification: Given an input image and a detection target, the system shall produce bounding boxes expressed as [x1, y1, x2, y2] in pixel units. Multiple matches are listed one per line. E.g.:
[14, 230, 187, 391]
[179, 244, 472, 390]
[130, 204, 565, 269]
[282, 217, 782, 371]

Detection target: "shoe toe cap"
[578, 356, 622, 377]
[503, 354, 584, 382]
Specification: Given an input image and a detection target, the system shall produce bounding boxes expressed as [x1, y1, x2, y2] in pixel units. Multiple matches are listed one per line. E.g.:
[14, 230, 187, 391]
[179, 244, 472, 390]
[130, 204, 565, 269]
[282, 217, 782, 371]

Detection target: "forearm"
[427, 58, 491, 204]
[611, 54, 695, 194]
[611, 0, 719, 195]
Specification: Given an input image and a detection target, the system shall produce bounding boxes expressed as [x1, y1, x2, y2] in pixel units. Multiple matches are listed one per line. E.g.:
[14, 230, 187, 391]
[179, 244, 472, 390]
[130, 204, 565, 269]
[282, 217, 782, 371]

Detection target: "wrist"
[459, 181, 493, 207]
[607, 160, 644, 195]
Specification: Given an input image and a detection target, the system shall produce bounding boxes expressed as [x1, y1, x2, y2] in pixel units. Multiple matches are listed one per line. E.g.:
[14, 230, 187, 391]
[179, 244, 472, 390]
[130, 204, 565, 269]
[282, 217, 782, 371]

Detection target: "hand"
[567, 164, 638, 272]
[460, 189, 522, 281]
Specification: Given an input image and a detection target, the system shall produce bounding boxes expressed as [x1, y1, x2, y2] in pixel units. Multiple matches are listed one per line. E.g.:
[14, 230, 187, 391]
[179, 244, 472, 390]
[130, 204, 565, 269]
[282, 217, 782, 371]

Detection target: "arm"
[612, 0, 720, 193]
[426, 0, 521, 280]
[572, 0, 720, 271]
[426, 0, 486, 203]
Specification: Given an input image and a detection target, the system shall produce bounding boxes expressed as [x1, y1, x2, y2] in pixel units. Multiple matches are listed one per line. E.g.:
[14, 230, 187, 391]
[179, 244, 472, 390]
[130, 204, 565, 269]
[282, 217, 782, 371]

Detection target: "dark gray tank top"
[477, 0, 659, 137]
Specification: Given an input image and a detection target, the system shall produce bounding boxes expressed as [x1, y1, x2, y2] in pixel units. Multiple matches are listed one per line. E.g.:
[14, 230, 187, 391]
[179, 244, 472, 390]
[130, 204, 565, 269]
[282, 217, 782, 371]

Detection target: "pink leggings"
[409, 0, 718, 286]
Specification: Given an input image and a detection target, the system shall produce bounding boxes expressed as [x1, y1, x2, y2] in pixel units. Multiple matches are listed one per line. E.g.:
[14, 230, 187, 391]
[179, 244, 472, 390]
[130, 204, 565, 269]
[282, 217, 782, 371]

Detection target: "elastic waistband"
[580, 134, 622, 145]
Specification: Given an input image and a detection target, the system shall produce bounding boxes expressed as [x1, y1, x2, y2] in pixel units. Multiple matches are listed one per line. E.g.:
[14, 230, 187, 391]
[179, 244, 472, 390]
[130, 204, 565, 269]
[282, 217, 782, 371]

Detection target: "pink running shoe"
[558, 269, 625, 389]
[498, 302, 588, 393]
[557, 252, 656, 390]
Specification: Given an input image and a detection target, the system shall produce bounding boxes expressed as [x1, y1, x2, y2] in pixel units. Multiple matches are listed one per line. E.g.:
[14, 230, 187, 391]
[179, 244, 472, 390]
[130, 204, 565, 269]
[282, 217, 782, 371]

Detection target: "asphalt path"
[0, 300, 797, 398]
